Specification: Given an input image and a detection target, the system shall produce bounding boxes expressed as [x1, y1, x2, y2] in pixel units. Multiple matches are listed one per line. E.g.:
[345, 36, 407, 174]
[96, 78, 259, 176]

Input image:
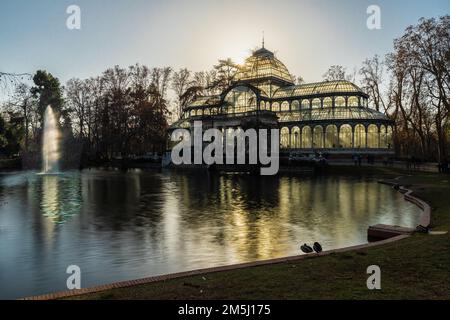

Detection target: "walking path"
[328, 160, 439, 173]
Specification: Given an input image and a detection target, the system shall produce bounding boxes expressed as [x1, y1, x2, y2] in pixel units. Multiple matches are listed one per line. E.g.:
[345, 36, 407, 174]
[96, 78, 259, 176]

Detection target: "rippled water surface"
[0, 169, 422, 299]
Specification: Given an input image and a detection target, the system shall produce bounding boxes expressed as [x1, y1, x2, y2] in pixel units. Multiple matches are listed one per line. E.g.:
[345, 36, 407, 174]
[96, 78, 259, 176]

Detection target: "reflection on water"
[35, 174, 82, 224]
[0, 170, 422, 299]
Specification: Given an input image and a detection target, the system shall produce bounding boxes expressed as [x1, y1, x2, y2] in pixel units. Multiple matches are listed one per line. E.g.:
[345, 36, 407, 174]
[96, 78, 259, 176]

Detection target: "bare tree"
[322, 65, 348, 81]
[360, 55, 387, 112]
[66, 78, 91, 139]
[212, 58, 238, 92]
[399, 16, 449, 113]
[63, 64, 172, 163]
[172, 68, 192, 119]
[5, 84, 36, 151]
[386, 16, 450, 160]
[294, 75, 305, 85]
[0, 72, 31, 94]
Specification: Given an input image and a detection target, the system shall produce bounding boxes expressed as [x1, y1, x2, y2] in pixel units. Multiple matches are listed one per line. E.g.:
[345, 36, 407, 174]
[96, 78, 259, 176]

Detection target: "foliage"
[65, 64, 172, 161]
[30, 70, 64, 122]
[0, 113, 23, 157]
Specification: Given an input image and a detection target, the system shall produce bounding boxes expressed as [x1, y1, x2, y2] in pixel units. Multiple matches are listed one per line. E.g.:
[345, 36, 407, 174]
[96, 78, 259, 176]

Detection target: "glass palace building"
[169, 46, 394, 157]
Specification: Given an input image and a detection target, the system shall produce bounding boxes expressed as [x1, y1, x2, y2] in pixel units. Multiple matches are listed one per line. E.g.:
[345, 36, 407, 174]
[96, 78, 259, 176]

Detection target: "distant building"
[169, 45, 394, 157]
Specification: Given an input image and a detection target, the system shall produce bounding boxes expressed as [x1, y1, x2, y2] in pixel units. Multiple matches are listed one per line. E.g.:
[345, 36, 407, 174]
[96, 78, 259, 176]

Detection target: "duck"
[300, 243, 313, 254]
[313, 242, 323, 253]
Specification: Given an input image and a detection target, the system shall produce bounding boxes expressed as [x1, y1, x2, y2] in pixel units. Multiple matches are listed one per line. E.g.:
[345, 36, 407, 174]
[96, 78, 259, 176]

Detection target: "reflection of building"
[169, 45, 394, 157]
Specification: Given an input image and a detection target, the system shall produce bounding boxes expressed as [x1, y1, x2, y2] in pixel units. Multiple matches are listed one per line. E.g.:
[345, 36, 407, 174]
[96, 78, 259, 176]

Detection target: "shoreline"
[22, 234, 411, 300]
[378, 178, 431, 228]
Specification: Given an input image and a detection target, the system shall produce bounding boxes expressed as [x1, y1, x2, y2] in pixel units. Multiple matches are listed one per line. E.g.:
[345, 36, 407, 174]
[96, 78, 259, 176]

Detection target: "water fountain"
[41, 105, 61, 173]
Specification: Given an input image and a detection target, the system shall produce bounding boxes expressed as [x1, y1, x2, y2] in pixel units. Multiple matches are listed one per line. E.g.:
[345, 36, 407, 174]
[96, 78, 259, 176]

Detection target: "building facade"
[169, 46, 394, 157]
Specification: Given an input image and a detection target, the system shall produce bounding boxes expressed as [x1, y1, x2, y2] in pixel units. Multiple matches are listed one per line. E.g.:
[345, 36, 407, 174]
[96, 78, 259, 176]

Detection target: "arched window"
[224, 86, 257, 114]
[301, 99, 310, 109]
[325, 125, 338, 148]
[379, 125, 387, 148]
[348, 96, 359, 107]
[302, 126, 312, 148]
[339, 124, 352, 148]
[272, 102, 280, 112]
[367, 124, 378, 148]
[260, 101, 265, 110]
[312, 98, 321, 109]
[387, 126, 393, 149]
[354, 124, 366, 148]
[291, 126, 300, 148]
[291, 100, 300, 111]
[281, 101, 289, 111]
[190, 109, 196, 116]
[204, 108, 210, 115]
[323, 97, 333, 108]
[335, 96, 346, 107]
[280, 127, 290, 149]
[313, 126, 324, 148]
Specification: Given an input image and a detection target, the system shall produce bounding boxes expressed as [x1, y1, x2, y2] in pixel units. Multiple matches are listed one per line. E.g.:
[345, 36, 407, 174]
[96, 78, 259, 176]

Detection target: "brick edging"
[22, 234, 410, 300]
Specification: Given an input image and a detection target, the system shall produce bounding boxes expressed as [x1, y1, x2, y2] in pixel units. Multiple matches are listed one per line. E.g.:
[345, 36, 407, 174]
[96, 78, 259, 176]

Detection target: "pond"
[0, 169, 422, 299]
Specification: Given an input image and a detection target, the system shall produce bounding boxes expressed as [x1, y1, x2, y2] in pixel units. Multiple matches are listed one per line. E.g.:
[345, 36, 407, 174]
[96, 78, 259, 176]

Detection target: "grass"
[67, 166, 450, 300]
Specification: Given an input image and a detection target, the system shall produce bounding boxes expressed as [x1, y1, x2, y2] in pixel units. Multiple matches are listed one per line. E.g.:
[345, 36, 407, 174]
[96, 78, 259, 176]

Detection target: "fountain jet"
[42, 105, 61, 173]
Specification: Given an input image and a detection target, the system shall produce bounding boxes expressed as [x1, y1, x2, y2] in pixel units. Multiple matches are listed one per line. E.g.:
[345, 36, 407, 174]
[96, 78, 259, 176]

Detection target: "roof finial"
[262, 31, 265, 48]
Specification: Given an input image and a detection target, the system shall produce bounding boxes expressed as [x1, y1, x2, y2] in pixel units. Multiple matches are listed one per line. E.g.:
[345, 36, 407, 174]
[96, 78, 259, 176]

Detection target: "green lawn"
[68, 166, 450, 300]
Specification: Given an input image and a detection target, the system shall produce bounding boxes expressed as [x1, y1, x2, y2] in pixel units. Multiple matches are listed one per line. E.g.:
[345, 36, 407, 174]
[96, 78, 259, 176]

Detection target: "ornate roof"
[187, 95, 221, 108]
[234, 47, 294, 84]
[278, 107, 390, 122]
[184, 50, 367, 110]
[273, 80, 365, 99]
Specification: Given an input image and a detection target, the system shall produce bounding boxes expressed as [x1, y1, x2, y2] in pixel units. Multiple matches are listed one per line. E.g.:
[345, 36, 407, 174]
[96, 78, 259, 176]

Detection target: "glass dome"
[234, 47, 294, 84]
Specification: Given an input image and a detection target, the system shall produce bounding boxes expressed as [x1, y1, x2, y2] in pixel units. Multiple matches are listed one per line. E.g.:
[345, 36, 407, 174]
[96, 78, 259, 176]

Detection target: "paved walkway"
[328, 160, 439, 173]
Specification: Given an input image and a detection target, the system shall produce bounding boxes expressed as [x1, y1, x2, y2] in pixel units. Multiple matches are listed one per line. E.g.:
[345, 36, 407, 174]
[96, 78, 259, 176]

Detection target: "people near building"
[353, 154, 358, 166]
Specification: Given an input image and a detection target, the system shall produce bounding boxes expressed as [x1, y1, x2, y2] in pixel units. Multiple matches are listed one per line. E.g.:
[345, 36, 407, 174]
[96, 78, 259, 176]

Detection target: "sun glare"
[232, 49, 249, 65]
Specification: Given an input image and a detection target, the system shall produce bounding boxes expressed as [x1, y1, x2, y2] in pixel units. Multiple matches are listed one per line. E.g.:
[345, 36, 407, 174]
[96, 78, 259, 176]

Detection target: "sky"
[0, 0, 449, 91]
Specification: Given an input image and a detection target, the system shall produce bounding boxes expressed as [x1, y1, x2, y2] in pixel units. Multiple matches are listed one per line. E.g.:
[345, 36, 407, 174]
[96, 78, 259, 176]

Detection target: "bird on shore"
[300, 243, 313, 254]
[313, 242, 323, 253]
